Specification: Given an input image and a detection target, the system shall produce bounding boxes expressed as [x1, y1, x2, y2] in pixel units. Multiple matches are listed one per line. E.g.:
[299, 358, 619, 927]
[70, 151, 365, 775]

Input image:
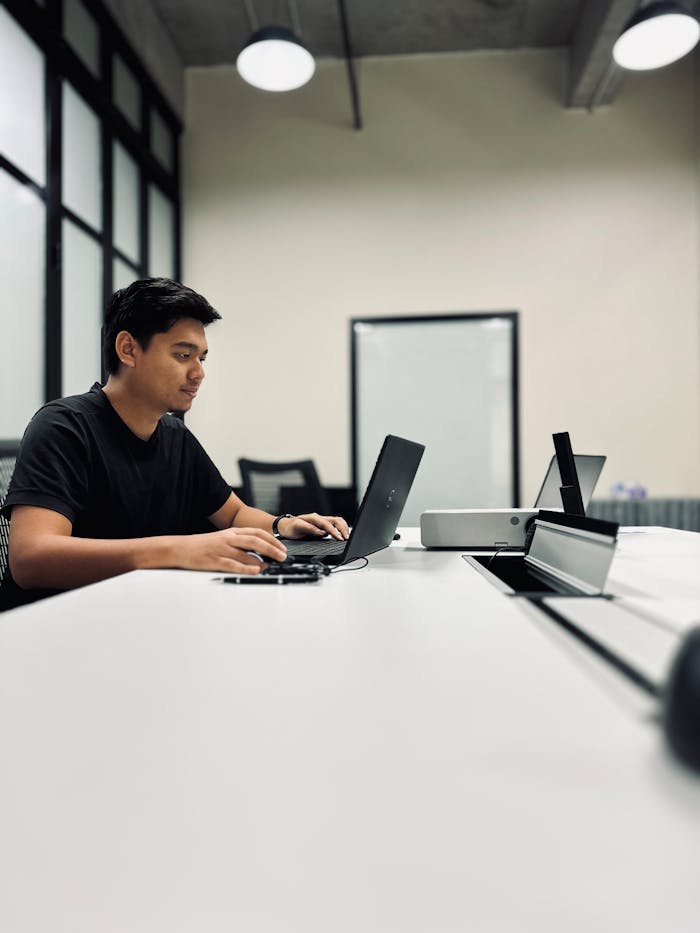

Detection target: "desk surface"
[1, 529, 699, 933]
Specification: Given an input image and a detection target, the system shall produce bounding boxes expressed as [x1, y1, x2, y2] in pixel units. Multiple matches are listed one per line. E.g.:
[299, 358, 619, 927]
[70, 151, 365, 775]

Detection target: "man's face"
[131, 317, 209, 414]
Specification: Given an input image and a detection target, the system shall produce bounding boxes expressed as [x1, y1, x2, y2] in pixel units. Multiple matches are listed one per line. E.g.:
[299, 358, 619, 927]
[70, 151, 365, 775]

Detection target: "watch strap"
[272, 513, 294, 538]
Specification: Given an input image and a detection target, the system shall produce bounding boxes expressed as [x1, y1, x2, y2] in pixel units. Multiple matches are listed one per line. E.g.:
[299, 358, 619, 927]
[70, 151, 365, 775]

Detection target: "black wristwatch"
[272, 513, 294, 538]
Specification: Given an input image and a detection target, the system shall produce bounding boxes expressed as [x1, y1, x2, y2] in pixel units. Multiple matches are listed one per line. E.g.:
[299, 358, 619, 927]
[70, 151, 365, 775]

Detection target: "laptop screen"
[534, 454, 606, 510]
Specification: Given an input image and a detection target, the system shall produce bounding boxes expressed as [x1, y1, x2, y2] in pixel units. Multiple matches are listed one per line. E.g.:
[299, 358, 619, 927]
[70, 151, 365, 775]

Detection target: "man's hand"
[209, 495, 349, 546]
[278, 513, 349, 541]
[179, 527, 288, 574]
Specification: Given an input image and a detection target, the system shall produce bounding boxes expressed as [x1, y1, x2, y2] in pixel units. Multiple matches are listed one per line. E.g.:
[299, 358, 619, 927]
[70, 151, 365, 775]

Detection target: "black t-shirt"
[0, 383, 231, 610]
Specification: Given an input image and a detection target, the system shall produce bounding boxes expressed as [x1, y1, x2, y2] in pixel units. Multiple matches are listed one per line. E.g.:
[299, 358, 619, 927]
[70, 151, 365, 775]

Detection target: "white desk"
[0, 529, 699, 932]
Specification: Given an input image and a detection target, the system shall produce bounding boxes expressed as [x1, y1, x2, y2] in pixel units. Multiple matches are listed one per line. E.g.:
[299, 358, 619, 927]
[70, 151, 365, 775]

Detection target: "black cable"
[486, 546, 521, 569]
[330, 557, 368, 573]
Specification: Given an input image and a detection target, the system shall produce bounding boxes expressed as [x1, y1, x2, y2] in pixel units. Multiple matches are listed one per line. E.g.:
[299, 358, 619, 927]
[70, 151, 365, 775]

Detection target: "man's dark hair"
[103, 278, 222, 375]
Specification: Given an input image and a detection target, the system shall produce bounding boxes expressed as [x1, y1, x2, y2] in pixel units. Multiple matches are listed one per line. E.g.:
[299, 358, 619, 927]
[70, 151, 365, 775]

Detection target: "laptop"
[533, 454, 606, 510]
[284, 434, 425, 566]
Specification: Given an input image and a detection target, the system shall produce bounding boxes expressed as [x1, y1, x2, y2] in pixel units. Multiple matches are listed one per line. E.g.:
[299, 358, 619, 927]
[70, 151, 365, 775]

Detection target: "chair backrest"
[238, 458, 330, 516]
[0, 440, 21, 587]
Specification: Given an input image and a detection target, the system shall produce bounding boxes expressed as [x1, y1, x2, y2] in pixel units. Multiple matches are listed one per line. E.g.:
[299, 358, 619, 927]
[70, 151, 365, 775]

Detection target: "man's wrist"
[272, 513, 294, 538]
[135, 534, 179, 570]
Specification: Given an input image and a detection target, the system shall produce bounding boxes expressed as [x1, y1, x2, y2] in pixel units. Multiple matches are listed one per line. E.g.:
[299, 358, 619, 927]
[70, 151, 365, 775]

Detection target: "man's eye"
[177, 353, 190, 360]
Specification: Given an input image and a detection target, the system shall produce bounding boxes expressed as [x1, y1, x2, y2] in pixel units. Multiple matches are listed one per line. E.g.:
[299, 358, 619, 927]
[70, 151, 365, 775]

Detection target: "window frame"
[1, 0, 182, 400]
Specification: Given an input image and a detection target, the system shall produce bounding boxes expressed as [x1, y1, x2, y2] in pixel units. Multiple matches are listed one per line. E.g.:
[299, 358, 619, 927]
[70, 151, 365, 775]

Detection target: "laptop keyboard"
[284, 536, 347, 558]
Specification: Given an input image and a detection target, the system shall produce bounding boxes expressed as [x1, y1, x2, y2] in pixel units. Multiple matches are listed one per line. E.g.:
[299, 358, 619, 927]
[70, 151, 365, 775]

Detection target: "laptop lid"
[285, 434, 425, 564]
[534, 454, 606, 510]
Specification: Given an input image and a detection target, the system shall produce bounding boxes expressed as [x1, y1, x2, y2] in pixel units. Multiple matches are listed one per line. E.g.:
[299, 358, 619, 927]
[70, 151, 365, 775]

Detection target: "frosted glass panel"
[113, 141, 139, 262]
[113, 256, 138, 291]
[62, 220, 102, 397]
[0, 170, 45, 435]
[62, 82, 102, 231]
[114, 54, 141, 130]
[151, 109, 174, 173]
[0, 8, 46, 186]
[148, 185, 175, 279]
[64, 0, 100, 77]
[353, 316, 517, 524]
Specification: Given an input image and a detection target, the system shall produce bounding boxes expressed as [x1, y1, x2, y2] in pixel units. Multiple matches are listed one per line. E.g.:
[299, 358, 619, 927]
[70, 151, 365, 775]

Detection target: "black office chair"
[237, 458, 331, 516]
[0, 440, 21, 588]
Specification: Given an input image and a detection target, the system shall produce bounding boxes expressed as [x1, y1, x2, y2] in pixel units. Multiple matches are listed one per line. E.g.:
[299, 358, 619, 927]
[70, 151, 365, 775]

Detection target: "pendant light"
[613, 2, 700, 70]
[237, 1, 315, 92]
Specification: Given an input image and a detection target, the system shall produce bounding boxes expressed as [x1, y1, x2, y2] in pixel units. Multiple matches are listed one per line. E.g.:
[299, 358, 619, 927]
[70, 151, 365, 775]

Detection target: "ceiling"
[145, 0, 668, 108]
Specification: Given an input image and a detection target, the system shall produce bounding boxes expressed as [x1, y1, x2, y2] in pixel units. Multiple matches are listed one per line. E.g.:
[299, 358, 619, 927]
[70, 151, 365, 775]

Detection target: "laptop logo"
[386, 489, 395, 509]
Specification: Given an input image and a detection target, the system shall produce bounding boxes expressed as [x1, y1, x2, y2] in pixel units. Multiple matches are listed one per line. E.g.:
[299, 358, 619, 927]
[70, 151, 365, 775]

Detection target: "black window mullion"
[173, 130, 182, 281]
[45, 63, 63, 402]
[140, 168, 149, 279]
[101, 29, 113, 321]
[141, 94, 151, 277]
[103, 130, 113, 303]
[112, 246, 140, 271]
[61, 206, 101, 241]
[3, 0, 54, 47]
[0, 156, 45, 199]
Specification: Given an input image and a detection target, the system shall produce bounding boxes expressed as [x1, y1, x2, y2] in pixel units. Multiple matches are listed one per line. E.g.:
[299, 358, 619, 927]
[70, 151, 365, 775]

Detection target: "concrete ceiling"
[146, 0, 658, 108]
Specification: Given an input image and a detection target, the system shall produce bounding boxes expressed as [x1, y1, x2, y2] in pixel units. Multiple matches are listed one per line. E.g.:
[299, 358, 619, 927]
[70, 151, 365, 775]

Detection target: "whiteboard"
[351, 313, 519, 525]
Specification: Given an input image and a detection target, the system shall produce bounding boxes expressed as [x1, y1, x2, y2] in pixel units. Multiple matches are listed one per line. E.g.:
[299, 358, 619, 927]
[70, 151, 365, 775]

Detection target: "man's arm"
[8, 505, 289, 590]
[209, 492, 349, 541]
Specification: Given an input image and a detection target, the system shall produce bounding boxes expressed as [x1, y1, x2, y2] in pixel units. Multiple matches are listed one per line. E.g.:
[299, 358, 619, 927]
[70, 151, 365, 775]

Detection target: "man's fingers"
[219, 557, 263, 575]
[330, 517, 350, 539]
[298, 514, 348, 540]
[227, 529, 287, 560]
[295, 519, 327, 538]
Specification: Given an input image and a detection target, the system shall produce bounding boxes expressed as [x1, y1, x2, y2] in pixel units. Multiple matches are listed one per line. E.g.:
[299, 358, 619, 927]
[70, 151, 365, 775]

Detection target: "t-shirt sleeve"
[0, 407, 90, 525]
[183, 427, 232, 521]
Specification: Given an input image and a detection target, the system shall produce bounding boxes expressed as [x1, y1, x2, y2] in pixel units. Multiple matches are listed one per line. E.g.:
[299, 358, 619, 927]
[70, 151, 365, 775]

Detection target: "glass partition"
[113, 54, 141, 130]
[0, 169, 45, 435]
[148, 184, 175, 279]
[0, 8, 46, 186]
[62, 220, 103, 397]
[151, 108, 174, 173]
[62, 82, 102, 232]
[113, 256, 139, 291]
[64, 0, 100, 78]
[113, 141, 140, 263]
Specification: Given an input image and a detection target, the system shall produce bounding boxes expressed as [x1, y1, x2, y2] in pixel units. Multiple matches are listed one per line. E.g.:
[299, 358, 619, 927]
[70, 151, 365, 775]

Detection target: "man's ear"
[114, 330, 141, 369]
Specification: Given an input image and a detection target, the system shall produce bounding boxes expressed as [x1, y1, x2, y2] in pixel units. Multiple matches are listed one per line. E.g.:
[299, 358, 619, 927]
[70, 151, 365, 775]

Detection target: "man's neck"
[102, 378, 161, 441]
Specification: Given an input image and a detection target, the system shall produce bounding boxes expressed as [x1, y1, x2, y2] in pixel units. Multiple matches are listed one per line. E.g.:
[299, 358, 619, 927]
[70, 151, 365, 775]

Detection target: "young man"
[0, 278, 348, 610]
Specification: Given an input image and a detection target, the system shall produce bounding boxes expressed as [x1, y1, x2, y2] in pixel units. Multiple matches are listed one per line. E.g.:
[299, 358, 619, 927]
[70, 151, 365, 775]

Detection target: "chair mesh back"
[238, 458, 330, 516]
[0, 455, 16, 586]
[248, 469, 306, 514]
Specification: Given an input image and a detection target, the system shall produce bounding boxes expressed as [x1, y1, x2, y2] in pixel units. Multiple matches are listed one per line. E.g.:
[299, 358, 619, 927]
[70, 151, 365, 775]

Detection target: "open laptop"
[533, 454, 606, 510]
[284, 434, 425, 566]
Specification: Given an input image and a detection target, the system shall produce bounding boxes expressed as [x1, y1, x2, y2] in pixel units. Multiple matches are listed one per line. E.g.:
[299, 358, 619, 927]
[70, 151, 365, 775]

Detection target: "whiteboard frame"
[350, 312, 521, 514]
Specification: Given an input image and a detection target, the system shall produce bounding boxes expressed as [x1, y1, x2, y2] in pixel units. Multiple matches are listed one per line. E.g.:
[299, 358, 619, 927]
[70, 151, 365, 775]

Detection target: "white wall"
[183, 49, 699, 504]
